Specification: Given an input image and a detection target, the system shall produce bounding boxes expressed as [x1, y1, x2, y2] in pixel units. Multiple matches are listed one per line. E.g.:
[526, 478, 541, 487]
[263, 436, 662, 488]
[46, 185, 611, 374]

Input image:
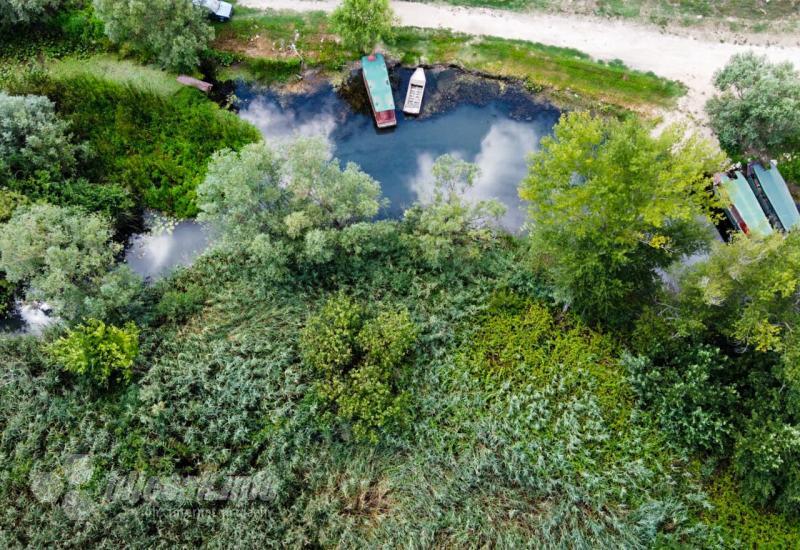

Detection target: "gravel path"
[238, 0, 800, 124]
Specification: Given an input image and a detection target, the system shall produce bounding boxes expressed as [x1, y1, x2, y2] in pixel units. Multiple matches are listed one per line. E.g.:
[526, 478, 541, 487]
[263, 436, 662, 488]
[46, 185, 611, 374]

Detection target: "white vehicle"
[193, 0, 233, 22]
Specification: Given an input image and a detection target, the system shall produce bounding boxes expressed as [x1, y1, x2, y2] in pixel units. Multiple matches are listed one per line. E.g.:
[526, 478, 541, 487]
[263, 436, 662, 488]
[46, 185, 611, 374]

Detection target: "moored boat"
[403, 67, 426, 115]
[361, 53, 397, 128]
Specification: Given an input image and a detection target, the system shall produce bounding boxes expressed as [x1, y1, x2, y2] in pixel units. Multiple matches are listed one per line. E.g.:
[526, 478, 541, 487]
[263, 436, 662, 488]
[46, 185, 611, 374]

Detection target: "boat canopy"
[361, 54, 395, 113]
[751, 161, 800, 232]
[719, 172, 773, 236]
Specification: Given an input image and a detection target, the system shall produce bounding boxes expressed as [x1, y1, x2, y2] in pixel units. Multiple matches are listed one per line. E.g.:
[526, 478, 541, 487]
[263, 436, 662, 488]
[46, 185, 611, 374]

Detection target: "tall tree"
[330, 0, 395, 54]
[0, 204, 123, 320]
[520, 112, 725, 325]
[707, 52, 800, 160]
[197, 137, 384, 244]
[92, 0, 213, 71]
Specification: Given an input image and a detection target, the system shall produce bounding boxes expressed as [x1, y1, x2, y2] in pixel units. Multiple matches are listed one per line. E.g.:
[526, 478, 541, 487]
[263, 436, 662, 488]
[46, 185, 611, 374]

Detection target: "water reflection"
[124, 213, 211, 280]
[237, 72, 559, 231]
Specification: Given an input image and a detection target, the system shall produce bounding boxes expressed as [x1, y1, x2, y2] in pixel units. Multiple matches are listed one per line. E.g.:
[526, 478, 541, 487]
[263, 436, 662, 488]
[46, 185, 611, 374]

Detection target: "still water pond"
[237, 67, 561, 229]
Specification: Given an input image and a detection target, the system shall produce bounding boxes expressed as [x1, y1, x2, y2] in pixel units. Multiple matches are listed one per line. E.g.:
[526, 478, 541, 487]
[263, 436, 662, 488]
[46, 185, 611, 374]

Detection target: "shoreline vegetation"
[2, 1, 800, 548]
[213, 7, 686, 113]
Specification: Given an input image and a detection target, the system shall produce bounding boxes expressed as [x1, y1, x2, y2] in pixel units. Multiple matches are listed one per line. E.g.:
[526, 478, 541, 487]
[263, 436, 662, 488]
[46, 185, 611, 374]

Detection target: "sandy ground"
[239, 0, 800, 127]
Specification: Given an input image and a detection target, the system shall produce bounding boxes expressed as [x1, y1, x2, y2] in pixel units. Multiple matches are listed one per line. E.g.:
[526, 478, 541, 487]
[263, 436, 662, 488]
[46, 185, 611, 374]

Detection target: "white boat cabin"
[403, 68, 426, 115]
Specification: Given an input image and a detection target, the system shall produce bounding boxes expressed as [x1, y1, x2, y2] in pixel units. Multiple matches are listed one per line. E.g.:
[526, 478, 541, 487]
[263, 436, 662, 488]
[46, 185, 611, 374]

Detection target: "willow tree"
[520, 112, 725, 325]
[331, 0, 395, 54]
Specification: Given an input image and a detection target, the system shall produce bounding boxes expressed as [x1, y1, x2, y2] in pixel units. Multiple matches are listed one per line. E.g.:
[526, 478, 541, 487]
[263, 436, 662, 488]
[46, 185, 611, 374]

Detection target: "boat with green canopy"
[361, 53, 397, 129]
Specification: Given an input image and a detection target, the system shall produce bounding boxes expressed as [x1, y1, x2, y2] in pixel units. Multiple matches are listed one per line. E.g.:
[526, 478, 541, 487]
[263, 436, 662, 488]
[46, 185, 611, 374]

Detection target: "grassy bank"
[3, 66, 260, 218]
[212, 8, 685, 113]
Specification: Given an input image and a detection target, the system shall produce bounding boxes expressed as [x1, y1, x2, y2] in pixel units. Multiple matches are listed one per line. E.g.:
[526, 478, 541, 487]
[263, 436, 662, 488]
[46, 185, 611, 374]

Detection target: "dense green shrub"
[625, 345, 738, 454]
[0, 0, 62, 29]
[13, 75, 260, 217]
[0, 91, 80, 182]
[47, 318, 140, 383]
[155, 284, 207, 324]
[0, 203, 121, 320]
[5, 176, 135, 231]
[735, 416, 800, 516]
[302, 294, 417, 442]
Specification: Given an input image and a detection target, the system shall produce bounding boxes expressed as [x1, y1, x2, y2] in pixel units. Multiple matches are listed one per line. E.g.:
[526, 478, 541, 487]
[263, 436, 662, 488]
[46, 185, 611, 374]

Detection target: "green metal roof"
[361, 54, 395, 113]
[720, 172, 773, 236]
[752, 162, 800, 232]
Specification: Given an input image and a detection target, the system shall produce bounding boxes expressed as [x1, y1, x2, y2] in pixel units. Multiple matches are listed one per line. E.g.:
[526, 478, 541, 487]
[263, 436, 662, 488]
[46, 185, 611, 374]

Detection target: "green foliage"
[301, 294, 417, 442]
[404, 154, 505, 268]
[520, 112, 726, 325]
[0, 0, 62, 29]
[92, 0, 213, 72]
[5, 176, 135, 231]
[198, 137, 385, 244]
[707, 52, 800, 160]
[679, 232, 800, 363]
[0, 203, 121, 320]
[0, 188, 28, 223]
[705, 470, 800, 548]
[0, 91, 79, 182]
[11, 74, 259, 217]
[734, 416, 800, 515]
[47, 318, 140, 384]
[331, 0, 396, 54]
[625, 345, 737, 454]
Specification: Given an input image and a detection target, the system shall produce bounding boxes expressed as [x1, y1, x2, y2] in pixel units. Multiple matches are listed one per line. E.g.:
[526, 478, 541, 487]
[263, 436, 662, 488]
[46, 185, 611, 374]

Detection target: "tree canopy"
[92, 0, 213, 71]
[520, 112, 726, 325]
[0, 204, 123, 320]
[330, 0, 395, 54]
[0, 0, 61, 28]
[0, 92, 79, 183]
[707, 52, 800, 160]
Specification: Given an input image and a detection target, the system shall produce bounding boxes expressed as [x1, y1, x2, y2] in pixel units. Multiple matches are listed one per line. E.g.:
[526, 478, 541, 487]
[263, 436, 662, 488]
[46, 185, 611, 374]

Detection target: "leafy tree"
[0, 92, 79, 182]
[198, 138, 385, 245]
[520, 112, 726, 325]
[0, 0, 61, 29]
[92, 0, 213, 71]
[707, 52, 800, 160]
[301, 294, 416, 442]
[48, 318, 140, 384]
[283, 136, 385, 229]
[0, 204, 121, 320]
[405, 154, 505, 267]
[678, 232, 800, 364]
[197, 141, 286, 243]
[330, 0, 395, 54]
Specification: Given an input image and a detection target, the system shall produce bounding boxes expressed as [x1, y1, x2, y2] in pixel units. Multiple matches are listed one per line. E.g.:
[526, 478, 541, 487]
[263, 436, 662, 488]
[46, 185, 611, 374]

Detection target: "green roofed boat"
[749, 161, 800, 232]
[361, 53, 397, 129]
[715, 171, 773, 237]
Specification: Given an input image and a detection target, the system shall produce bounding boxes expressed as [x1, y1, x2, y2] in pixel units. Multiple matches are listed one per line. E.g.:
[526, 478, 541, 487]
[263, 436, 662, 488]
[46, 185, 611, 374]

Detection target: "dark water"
[237, 67, 561, 230]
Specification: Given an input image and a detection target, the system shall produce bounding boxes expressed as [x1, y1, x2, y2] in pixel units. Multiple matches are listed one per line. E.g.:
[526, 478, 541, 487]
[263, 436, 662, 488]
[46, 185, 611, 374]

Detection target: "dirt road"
[239, 0, 800, 123]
